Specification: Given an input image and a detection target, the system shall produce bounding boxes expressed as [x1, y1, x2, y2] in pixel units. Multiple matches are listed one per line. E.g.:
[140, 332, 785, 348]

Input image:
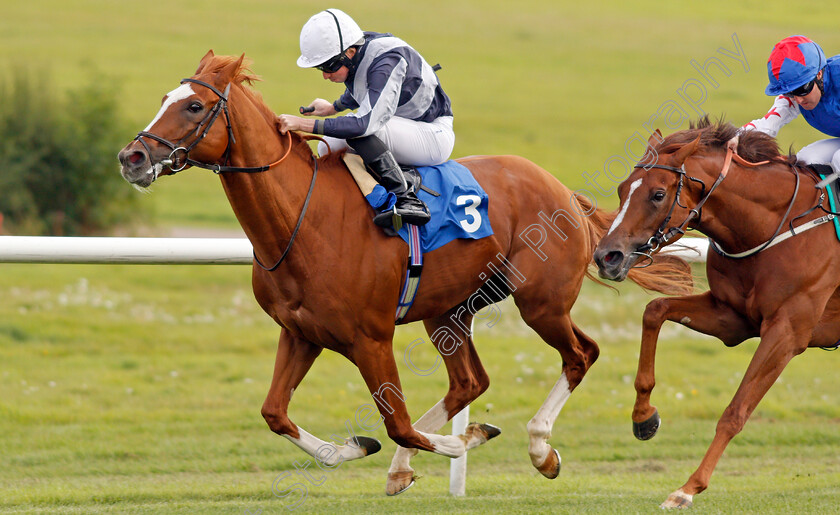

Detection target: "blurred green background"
[3, 0, 839, 231]
[2, 1, 840, 513]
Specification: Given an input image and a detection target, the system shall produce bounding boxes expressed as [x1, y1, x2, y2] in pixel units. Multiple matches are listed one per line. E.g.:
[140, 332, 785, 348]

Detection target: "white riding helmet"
[297, 9, 364, 68]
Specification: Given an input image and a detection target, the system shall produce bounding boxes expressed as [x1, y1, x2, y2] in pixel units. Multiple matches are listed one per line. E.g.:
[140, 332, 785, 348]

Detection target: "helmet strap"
[816, 70, 825, 95]
[325, 9, 357, 73]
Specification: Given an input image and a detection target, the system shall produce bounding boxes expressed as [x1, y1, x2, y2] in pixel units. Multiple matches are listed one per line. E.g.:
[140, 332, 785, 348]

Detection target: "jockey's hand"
[302, 98, 338, 117]
[726, 134, 740, 152]
[275, 114, 315, 134]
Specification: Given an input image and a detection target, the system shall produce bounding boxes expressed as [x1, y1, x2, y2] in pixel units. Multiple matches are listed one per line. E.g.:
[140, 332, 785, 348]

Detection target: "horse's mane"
[201, 54, 347, 166]
[658, 115, 797, 166]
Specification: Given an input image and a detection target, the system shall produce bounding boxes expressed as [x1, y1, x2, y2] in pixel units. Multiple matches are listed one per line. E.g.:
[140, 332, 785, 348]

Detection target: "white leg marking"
[284, 427, 367, 466]
[389, 400, 449, 473]
[527, 373, 571, 465]
[422, 432, 466, 458]
[607, 178, 643, 236]
[661, 488, 694, 508]
[143, 83, 195, 132]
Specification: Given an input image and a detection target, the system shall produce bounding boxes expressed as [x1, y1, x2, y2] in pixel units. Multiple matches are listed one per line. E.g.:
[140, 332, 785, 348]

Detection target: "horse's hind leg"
[261, 330, 381, 464]
[385, 311, 496, 495]
[352, 335, 496, 463]
[518, 304, 600, 479]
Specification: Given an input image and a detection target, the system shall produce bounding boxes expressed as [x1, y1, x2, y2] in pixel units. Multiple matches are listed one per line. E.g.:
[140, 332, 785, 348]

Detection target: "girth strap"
[395, 224, 424, 323]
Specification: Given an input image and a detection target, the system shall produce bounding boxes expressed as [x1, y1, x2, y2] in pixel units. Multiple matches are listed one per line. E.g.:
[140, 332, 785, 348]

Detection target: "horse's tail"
[576, 195, 694, 296]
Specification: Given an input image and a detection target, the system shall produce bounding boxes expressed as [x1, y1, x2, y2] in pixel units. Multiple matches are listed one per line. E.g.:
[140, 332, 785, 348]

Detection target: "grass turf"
[1, 264, 839, 512]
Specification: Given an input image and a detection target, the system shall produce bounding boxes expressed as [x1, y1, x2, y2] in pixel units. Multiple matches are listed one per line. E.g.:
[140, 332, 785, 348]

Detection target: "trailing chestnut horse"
[117, 51, 691, 495]
[594, 118, 840, 508]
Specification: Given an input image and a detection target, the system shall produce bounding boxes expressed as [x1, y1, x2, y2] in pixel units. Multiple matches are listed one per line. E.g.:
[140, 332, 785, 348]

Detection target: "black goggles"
[315, 55, 345, 73]
[786, 80, 816, 97]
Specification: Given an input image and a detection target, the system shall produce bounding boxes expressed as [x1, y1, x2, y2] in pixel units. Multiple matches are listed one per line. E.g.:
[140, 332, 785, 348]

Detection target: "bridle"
[134, 78, 292, 174]
[133, 77, 315, 271]
[630, 148, 800, 265]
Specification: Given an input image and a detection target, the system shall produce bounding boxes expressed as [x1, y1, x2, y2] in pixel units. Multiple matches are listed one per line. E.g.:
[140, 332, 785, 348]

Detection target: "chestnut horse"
[118, 51, 691, 495]
[594, 118, 840, 508]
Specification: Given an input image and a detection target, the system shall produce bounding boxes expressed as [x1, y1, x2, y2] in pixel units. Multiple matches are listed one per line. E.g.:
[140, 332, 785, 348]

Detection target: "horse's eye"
[652, 190, 666, 202]
[187, 102, 203, 113]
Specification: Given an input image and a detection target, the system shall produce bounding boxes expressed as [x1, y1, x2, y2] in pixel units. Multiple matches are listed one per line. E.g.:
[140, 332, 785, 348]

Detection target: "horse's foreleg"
[385, 314, 494, 495]
[634, 292, 754, 440]
[661, 311, 809, 508]
[261, 330, 379, 465]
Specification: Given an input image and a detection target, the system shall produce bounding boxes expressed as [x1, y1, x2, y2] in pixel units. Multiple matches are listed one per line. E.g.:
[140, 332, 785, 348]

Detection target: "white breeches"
[797, 138, 840, 173]
[318, 116, 455, 166]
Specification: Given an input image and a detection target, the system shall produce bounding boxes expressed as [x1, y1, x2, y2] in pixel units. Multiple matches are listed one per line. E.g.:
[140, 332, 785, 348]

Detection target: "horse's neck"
[218, 106, 317, 262]
[695, 161, 810, 249]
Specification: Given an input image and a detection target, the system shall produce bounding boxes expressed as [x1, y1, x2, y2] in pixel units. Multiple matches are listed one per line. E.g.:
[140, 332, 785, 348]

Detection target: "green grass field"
[1, 265, 839, 513]
[3, 0, 840, 513]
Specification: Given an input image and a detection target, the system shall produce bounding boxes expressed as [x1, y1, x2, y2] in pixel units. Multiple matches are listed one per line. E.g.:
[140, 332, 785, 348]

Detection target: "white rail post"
[449, 405, 469, 496]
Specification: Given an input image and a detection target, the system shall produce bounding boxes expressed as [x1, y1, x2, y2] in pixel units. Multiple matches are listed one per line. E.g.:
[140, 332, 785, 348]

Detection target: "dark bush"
[0, 67, 142, 235]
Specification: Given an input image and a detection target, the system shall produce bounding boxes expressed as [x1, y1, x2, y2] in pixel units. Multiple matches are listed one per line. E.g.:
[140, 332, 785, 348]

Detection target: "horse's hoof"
[462, 422, 502, 450]
[536, 447, 561, 479]
[353, 436, 382, 456]
[660, 488, 693, 509]
[479, 423, 502, 441]
[633, 410, 660, 441]
[385, 470, 416, 496]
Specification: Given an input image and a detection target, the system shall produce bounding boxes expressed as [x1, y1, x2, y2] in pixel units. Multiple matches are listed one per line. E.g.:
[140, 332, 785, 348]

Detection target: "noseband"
[134, 78, 291, 174]
[630, 161, 711, 266]
[133, 77, 314, 272]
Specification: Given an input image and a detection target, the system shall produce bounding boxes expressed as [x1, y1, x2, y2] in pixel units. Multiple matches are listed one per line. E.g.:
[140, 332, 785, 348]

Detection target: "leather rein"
[631, 148, 811, 264]
[134, 78, 316, 271]
[134, 78, 294, 174]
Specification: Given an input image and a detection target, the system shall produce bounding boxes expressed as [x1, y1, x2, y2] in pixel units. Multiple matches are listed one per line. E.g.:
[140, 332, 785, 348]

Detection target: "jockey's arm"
[741, 95, 801, 137]
[275, 114, 315, 134]
[304, 98, 339, 117]
[313, 55, 404, 139]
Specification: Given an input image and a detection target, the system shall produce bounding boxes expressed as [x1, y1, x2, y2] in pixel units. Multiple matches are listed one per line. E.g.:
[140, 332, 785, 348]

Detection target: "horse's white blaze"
[607, 178, 643, 236]
[527, 373, 571, 465]
[143, 83, 195, 132]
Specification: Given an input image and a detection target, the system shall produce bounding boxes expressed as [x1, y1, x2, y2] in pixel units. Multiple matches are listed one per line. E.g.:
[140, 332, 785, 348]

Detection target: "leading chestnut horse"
[118, 51, 691, 496]
[594, 118, 840, 508]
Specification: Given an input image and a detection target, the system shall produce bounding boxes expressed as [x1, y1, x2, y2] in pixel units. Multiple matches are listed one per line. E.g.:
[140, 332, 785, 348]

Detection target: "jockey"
[731, 35, 840, 178]
[276, 9, 455, 228]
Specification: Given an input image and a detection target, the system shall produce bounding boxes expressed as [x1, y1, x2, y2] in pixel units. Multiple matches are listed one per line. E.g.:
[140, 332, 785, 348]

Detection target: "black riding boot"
[366, 151, 431, 228]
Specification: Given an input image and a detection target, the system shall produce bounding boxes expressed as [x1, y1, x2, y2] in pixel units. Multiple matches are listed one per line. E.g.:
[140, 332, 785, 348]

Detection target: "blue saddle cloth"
[365, 160, 494, 253]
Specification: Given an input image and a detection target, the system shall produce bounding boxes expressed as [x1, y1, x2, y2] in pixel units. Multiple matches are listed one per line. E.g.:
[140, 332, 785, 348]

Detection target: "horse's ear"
[196, 50, 215, 74]
[648, 129, 663, 145]
[218, 53, 246, 83]
[672, 135, 701, 165]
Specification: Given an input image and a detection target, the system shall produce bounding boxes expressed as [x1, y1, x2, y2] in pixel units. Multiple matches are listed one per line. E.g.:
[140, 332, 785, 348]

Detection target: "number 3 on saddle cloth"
[342, 154, 494, 323]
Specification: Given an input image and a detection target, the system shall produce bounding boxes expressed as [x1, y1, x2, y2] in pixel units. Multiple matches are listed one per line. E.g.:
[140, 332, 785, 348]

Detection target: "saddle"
[342, 153, 438, 201]
[808, 163, 840, 244]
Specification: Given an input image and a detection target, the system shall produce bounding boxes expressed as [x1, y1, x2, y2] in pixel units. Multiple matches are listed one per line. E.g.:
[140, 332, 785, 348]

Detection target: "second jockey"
[733, 35, 840, 179]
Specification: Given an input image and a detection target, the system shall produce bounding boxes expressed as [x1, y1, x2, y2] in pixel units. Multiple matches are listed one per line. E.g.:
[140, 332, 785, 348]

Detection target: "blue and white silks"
[364, 160, 494, 252]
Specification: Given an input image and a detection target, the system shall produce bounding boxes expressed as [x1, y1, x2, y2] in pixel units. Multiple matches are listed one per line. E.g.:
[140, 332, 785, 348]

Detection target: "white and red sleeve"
[741, 95, 800, 138]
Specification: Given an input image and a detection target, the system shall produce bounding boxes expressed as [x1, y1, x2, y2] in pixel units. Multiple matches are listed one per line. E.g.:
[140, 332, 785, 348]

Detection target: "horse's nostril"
[605, 250, 624, 267]
[118, 148, 147, 168]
